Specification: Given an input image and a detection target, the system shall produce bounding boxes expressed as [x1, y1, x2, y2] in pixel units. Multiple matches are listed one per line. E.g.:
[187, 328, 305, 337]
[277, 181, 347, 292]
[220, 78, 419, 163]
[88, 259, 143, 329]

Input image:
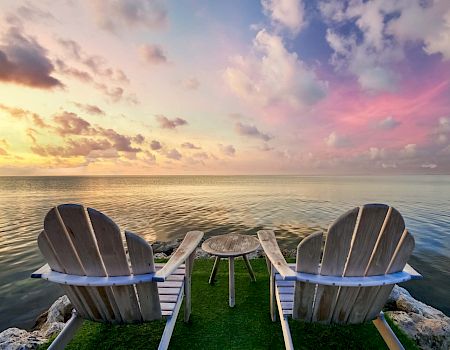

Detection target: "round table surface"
[201, 234, 260, 257]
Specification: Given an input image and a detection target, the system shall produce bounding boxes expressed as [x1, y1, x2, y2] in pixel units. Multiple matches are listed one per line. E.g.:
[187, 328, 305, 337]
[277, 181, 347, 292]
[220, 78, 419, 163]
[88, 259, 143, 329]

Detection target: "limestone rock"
[0, 328, 45, 350]
[386, 285, 450, 350]
[46, 295, 72, 324]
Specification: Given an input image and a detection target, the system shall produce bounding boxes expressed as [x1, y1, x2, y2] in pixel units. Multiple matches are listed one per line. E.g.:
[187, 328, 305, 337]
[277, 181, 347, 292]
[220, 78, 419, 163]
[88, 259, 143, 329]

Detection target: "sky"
[0, 0, 449, 175]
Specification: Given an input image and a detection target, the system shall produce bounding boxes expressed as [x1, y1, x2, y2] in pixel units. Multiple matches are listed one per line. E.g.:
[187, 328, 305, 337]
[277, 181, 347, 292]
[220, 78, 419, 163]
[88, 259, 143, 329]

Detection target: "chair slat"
[332, 204, 389, 323]
[43, 208, 107, 321]
[364, 230, 415, 321]
[293, 232, 322, 321]
[55, 205, 121, 322]
[125, 231, 162, 321]
[86, 208, 142, 322]
[347, 207, 405, 323]
[37, 231, 90, 319]
[312, 207, 359, 323]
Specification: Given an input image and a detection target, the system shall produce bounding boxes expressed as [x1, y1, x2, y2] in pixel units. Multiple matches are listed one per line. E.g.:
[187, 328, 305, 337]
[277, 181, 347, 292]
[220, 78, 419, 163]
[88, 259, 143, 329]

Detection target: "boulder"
[386, 285, 450, 350]
[0, 328, 45, 350]
[0, 296, 73, 350]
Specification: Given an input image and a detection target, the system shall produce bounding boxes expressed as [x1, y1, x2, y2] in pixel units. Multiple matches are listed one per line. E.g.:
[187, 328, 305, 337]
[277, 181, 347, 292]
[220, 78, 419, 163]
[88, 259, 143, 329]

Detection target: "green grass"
[39, 259, 418, 349]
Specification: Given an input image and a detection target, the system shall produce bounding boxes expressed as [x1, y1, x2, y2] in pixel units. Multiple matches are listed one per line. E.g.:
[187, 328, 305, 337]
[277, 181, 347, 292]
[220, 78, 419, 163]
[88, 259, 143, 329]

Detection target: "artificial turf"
[39, 259, 418, 349]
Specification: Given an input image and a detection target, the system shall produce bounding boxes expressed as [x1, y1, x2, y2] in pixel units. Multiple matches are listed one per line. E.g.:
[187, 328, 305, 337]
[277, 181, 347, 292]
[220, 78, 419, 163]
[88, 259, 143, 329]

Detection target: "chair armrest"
[257, 230, 296, 280]
[404, 263, 422, 280]
[154, 231, 203, 281]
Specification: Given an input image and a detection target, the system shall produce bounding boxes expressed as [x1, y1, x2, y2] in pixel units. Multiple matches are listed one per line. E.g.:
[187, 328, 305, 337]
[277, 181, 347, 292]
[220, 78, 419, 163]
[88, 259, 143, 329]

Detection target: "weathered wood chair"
[31, 204, 203, 350]
[258, 204, 422, 350]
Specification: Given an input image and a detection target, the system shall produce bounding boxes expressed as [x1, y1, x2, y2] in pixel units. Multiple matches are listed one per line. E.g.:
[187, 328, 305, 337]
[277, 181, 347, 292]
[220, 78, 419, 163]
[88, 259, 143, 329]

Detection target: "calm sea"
[0, 175, 449, 331]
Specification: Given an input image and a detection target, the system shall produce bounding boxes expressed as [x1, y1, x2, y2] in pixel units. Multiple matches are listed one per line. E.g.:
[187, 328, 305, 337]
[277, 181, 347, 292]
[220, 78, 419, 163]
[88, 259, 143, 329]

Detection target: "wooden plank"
[257, 230, 296, 280]
[158, 288, 181, 295]
[202, 234, 260, 257]
[332, 204, 388, 323]
[155, 231, 203, 280]
[47, 311, 84, 350]
[56, 205, 119, 322]
[312, 207, 359, 323]
[124, 230, 161, 321]
[229, 257, 235, 307]
[158, 285, 184, 350]
[293, 231, 322, 321]
[275, 285, 294, 350]
[37, 231, 90, 319]
[89, 209, 143, 323]
[364, 230, 414, 321]
[184, 250, 195, 322]
[269, 263, 276, 322]
[43, 208, 105, 321]
[348, 207, 406, 323]
[372, 312, 405, 350]
[157, 281, 183, 288]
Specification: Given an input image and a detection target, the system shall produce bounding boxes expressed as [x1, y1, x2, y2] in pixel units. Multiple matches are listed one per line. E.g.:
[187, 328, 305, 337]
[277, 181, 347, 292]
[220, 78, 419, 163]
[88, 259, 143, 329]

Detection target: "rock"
[0, 328, 45, 350]
[0, 296, 73, 350]
[153, 252, 168, 259]
[152, 240, 180, 256]
[46, 295, 72, 324]
[386, 285, 450, 350]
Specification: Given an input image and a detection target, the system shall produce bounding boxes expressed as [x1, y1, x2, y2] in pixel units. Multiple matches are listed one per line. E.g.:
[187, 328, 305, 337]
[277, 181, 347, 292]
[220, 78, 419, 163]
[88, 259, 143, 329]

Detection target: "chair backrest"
[293, 204, 414, 324]
[37, 204, 161, 323]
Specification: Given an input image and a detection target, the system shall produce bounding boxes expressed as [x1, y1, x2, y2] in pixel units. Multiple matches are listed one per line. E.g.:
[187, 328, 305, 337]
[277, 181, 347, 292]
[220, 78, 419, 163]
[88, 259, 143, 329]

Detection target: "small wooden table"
[202, 234, 260, 307]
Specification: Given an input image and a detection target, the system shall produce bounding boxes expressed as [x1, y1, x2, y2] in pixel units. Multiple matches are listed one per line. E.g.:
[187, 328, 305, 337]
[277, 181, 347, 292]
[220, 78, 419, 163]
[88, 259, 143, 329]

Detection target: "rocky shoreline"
[1, 239, 449, 350]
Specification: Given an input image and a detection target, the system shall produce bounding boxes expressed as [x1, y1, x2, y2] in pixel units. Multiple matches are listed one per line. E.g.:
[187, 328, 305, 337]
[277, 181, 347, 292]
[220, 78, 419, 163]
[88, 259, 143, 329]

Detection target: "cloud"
[155, 115, 188, 129]
[150, 140, 162, 150]
[181, 77, 200, 90]
[57, 39, 129, 82]
[53, 112, 93, 136]
[325, 131, 351, 148]
[181, 142, 201, 149]
[262, 0, 306, 35]
[73, 102, 105, 116]
[139, 44, 167, 64]
[234, 122, 272, 141]
[0, 26, 62, 88]
[97, 128, 141, 153]
[219, 144, 236, 156]
[224, 30, 327, 111]
[400, 143, 417, 158]
[32, 138, 112, 158]
[0, 147, 8, 156]
[378, 116, 401, 130]
[369, 147, 386, 160]
[192, 152, 209, 160]
[133, 134, 145, 144]
[421, 163, 437, 169]
[90, 0, 167, 33]
[165, 148, 182, 160]
[0, 103, 50, 128]
[16, 4, 55, 22]
[322, 0, 450, 92]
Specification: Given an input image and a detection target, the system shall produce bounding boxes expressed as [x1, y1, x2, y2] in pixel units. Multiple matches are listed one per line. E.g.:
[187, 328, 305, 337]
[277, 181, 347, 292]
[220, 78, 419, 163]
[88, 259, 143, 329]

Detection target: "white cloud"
[224, 29, 327, 110]
[369, 147, 385, 160]
[378, 116, 401, 130]
[421, 163, 437, 169]
[401, 143, 417, 158]
[325, 131, 351, 148]
[321, 0, 450, 92]
[218, 144, 236, 157]
[262, 0, 306, 35]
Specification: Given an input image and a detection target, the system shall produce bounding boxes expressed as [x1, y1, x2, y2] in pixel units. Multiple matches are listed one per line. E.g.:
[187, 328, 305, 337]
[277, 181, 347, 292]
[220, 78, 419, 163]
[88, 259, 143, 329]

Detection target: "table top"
[201, 234, 260, 257]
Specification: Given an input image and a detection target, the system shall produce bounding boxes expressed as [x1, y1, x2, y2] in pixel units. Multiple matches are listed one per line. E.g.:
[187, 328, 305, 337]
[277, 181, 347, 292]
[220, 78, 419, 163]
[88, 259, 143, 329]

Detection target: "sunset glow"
[1, 0, 449, 175]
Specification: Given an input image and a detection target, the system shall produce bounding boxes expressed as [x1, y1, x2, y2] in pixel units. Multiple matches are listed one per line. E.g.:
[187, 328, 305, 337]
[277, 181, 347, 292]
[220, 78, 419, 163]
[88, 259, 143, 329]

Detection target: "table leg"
[209, 256, 221, 284]
[229, 257, 235, 307]
[243, 254, 256, 282]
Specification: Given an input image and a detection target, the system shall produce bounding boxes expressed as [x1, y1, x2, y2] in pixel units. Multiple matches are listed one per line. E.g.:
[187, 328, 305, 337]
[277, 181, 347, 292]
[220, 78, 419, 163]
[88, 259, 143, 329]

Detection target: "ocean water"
[0, 175, 449, 331]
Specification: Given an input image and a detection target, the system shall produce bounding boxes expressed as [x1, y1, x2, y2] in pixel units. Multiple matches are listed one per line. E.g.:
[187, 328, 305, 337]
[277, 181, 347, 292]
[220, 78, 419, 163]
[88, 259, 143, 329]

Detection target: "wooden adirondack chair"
[31, 204, 203, 350]
[258, 204, 422, 350]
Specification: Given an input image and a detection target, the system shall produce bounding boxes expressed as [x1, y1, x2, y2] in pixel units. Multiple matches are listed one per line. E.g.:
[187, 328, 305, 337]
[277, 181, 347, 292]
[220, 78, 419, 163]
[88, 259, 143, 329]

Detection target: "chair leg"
[184, 252, 195, 322]
[48, 310, 83, 350]
[159, 285, 184, 350]
[269, 263, 276, 322]
[372, 312, 405, 350]
[275, 284, 294, 350]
